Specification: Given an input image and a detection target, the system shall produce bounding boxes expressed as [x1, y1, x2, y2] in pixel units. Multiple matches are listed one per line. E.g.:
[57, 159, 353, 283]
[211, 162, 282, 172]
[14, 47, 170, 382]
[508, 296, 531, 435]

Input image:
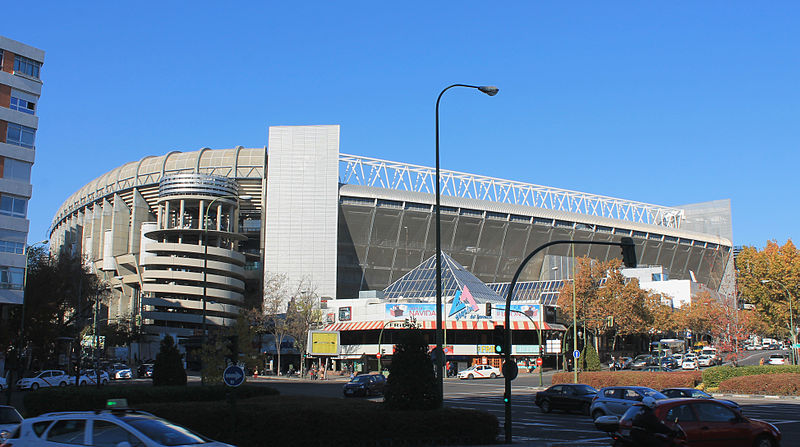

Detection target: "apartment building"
[0, 36, 43, 312]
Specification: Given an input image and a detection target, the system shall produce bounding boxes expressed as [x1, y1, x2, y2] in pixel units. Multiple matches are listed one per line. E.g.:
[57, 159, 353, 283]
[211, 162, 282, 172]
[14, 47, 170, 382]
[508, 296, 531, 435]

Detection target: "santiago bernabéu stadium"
[49, 125, 733, 357]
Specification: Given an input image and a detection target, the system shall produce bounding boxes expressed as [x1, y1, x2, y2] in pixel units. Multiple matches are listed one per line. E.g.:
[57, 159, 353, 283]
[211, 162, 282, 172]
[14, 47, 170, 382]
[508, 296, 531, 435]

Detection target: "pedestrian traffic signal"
[493, 325, 506, 354]
[620, 237, 637, 268]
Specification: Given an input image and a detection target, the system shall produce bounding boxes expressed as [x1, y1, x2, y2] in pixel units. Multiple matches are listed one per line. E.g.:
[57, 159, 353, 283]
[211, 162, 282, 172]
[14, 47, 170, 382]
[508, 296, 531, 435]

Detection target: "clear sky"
[5, 1, 798, 248]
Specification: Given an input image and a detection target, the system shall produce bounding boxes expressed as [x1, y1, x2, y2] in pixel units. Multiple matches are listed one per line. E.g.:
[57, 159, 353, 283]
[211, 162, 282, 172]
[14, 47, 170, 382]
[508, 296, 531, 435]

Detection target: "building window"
[1, 157, 32, 181]
[0, 267, 24, 290]
[339, 306, 352, 321]
[0, 194, 27, 218]
[6, 123, 36, 149]
[13, 55, 41, 79]
[0, 229, 26, 255]
[9, 96, 35, 114]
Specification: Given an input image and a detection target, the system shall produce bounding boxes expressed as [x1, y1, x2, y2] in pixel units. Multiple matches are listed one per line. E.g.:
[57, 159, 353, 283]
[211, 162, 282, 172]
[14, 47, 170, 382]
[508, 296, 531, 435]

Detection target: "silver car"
[0, 405, 22, 440]
[589, 386, 667, 419]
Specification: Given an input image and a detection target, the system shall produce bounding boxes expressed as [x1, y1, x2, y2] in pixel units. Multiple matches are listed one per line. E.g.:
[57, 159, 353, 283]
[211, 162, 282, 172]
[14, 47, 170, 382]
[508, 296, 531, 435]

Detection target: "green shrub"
[140, 395, 498, 446]
[718, 373, 800, 395]
[153, 335, 187, 386]
[702, 365, 800, 388]
[552, 371, 702, 389]
[582, 344, 602, 372]
[384, 329, 437, 410]
[23, 384, 278, 417]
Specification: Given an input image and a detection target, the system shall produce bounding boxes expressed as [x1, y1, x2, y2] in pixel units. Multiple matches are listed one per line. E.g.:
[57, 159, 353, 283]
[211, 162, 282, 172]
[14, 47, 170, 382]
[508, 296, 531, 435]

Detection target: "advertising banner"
[492, 304, 542, 322]
[307, 331, 340, 356]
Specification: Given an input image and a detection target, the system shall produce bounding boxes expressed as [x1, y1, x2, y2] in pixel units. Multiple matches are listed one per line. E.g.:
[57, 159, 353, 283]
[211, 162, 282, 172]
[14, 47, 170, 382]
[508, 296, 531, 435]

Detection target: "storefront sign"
[515, 345, 541, 355]
[477, 345, 495, 354]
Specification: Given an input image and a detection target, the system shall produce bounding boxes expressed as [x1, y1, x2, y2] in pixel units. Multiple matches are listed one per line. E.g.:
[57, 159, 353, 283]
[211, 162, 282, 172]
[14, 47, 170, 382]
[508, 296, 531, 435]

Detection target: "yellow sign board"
[308, 331, 340, 356]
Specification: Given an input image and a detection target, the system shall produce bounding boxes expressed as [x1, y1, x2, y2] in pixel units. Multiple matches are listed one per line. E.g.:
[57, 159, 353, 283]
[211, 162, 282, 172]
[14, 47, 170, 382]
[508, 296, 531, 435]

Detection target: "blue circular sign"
[573, 350, 581, 359]
[223, 365, 245, 387]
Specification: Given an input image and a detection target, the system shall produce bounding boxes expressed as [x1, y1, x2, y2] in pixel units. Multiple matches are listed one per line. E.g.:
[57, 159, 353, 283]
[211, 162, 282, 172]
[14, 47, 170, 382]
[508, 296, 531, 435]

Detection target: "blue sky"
[6, 2, 798, 247]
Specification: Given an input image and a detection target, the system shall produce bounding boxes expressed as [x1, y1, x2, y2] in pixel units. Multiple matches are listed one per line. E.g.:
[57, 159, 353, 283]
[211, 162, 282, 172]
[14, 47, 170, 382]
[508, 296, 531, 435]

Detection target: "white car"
[4, 401, 234, 446]
[697, 355, 714, 367]
[0, 405, 23, 440]
[768, 354, 787, 365]
[681, 359, 698, 370]
[69, 370, 110, 386]
[672, 353, 684, 363]
[0, 377, 6, 391]
[457, 364, 502, 380]
[16, 370, 70, 390]
[109, 363, 133, 380]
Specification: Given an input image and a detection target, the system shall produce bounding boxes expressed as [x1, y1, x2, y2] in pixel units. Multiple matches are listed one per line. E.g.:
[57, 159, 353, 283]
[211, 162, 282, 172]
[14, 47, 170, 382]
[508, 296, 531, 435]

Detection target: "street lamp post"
[761, 279, 797, 365]
[435, 83, 498, 406]
[201, 194, 251, 384]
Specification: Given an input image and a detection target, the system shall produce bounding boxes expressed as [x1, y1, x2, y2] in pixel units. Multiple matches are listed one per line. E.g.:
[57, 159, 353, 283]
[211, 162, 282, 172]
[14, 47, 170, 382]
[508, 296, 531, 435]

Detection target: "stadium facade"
[49, 125, 734, 356]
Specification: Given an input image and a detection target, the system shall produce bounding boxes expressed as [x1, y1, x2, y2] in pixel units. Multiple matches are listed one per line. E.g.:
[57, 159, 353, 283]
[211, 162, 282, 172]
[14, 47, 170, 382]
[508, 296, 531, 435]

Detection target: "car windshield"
[461, 366, 477, 372]
[23, 371, 42, 378]
[0, 407, 22, 424]
[573, 385, 597, 394]
[122, 416, 207, 446]
[350, 375, 372, 383]
[640, 389, 667, 399]
[689, 390, 711, 398]
[633, 355, 650, 362]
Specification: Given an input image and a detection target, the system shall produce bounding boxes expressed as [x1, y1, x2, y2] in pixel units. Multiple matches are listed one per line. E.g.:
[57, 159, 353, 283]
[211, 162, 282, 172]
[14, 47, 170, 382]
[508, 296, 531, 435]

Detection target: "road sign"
[502, 360, 519, 381]
[223, 365, 245, 387]
[573, 350, 581, 359]
[536, 358, 543, 366]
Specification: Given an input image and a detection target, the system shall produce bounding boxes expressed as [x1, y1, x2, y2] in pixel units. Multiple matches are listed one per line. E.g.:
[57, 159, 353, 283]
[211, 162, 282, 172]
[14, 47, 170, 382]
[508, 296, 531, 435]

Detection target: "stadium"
[48, 125, 734, 358]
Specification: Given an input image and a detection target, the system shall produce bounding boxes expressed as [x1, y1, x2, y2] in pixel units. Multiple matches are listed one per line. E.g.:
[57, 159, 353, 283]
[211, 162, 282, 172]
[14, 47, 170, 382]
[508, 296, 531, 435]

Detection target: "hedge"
[718, 373, 800, 396]
[23, 385, 278, 417]
[140, 395, 499, 446]
[552, 371, 702, 389]
[702, 365, 800, 389]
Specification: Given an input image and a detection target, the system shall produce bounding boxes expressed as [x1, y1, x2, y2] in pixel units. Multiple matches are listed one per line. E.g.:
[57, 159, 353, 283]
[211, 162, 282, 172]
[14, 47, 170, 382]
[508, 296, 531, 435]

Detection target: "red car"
[595, 398, 781, 447]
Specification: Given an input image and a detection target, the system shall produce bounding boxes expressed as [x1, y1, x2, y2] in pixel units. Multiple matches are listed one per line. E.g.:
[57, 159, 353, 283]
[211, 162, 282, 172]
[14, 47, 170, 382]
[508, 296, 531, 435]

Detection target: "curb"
[711, 393, 800, 401]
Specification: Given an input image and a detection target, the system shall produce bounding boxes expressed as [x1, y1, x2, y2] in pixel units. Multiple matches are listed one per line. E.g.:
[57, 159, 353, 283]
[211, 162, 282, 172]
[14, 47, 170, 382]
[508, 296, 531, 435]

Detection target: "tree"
[257, 273, 293, 375]
[153, 335, 187, 386]
[384, 329, 437, 410]
[200, 316, 260, 384]
[736, 240, 800, 338]
[582, 342, 602, 371]
[286, 277, 322, 375]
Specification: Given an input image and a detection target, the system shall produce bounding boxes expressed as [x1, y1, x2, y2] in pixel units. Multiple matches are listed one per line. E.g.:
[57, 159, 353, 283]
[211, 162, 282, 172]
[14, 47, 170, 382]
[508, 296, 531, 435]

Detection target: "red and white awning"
[323, 320, 559, 331]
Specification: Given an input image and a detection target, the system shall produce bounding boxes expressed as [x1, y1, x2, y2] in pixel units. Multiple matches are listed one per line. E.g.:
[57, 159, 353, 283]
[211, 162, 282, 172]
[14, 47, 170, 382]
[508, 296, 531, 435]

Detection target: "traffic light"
[620, 237, 637, 268]
[493, 325, 506, 354]
[486, 303, 492, 316]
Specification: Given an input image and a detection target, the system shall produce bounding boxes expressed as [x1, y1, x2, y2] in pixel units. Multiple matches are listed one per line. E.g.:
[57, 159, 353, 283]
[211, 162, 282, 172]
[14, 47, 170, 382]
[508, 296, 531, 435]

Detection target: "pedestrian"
[445, 361, 451, 377]
[759, 357, 765, 366]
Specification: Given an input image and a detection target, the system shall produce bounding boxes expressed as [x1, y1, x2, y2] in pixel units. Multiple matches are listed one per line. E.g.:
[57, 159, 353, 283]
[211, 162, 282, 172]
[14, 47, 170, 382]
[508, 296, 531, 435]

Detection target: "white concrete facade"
[265, 125, 339, 299]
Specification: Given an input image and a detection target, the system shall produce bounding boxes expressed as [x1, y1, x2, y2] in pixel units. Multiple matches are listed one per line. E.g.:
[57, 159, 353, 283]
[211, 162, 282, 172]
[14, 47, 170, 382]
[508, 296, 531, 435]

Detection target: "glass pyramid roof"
[382, 252, 505, 303]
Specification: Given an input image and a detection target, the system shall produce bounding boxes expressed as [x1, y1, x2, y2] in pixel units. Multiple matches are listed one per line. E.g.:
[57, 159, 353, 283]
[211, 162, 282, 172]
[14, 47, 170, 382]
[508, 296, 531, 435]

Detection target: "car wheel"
[582, 403, 591, 416]
[102, 379, 108, 385]
[540, 399, 552, 413]
[31, 382, 39, 391]
[60, 381, 67, 387]
[490, 373, 497, 379]
[80, 381, 86, 386]
[468, 374, 474, 380]
[753, 435, 775, 447]
[592, 409, 605, 420]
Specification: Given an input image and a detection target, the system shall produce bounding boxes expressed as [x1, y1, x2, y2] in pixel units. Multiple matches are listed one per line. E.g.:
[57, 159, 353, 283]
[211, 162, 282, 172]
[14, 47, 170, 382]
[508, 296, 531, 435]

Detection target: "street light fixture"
[201, 194, 251, 384]
[761, 279, 797, 365]
[435, 83, 498, 406]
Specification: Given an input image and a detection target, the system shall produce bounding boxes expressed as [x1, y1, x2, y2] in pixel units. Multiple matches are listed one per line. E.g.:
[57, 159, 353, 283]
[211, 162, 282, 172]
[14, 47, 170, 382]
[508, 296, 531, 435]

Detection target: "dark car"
[535, 384, 597, 415]
[595, 399, 780, 447]
[631, 355, 654, 370]
[343, 373, 386, 397]
[641, 366, 673, 372]
[659, 356, 679, 370]
[661, 388, 741, 411]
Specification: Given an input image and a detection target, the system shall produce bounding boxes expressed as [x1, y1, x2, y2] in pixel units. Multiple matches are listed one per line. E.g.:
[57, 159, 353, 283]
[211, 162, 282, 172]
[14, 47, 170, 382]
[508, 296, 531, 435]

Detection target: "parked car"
[108, 363, 133, 380]
[660, 388, 741, 411]
[458, 364, 501, 380]
[343, 373, 386, 397]
[595, 398, 780, 447]
[535, 384, 597, 415]
[610, 357, 633, 370]
[681, 358, 699, 370]
[697, 354, 714, 367]
[0, 377, 6, 391]
[70, 369, 111, 386]
[2, 399, 235, 446]
[16, 370, 70, 390]
[589, 386, 667, 419]
[768, 354, 787, 365]
[641, 366, 673, 372]
[0, 405, 23, 440]
[138, 363, 154, 378]
[631, 355, 654, 370]
[659, 356, 679, 370]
